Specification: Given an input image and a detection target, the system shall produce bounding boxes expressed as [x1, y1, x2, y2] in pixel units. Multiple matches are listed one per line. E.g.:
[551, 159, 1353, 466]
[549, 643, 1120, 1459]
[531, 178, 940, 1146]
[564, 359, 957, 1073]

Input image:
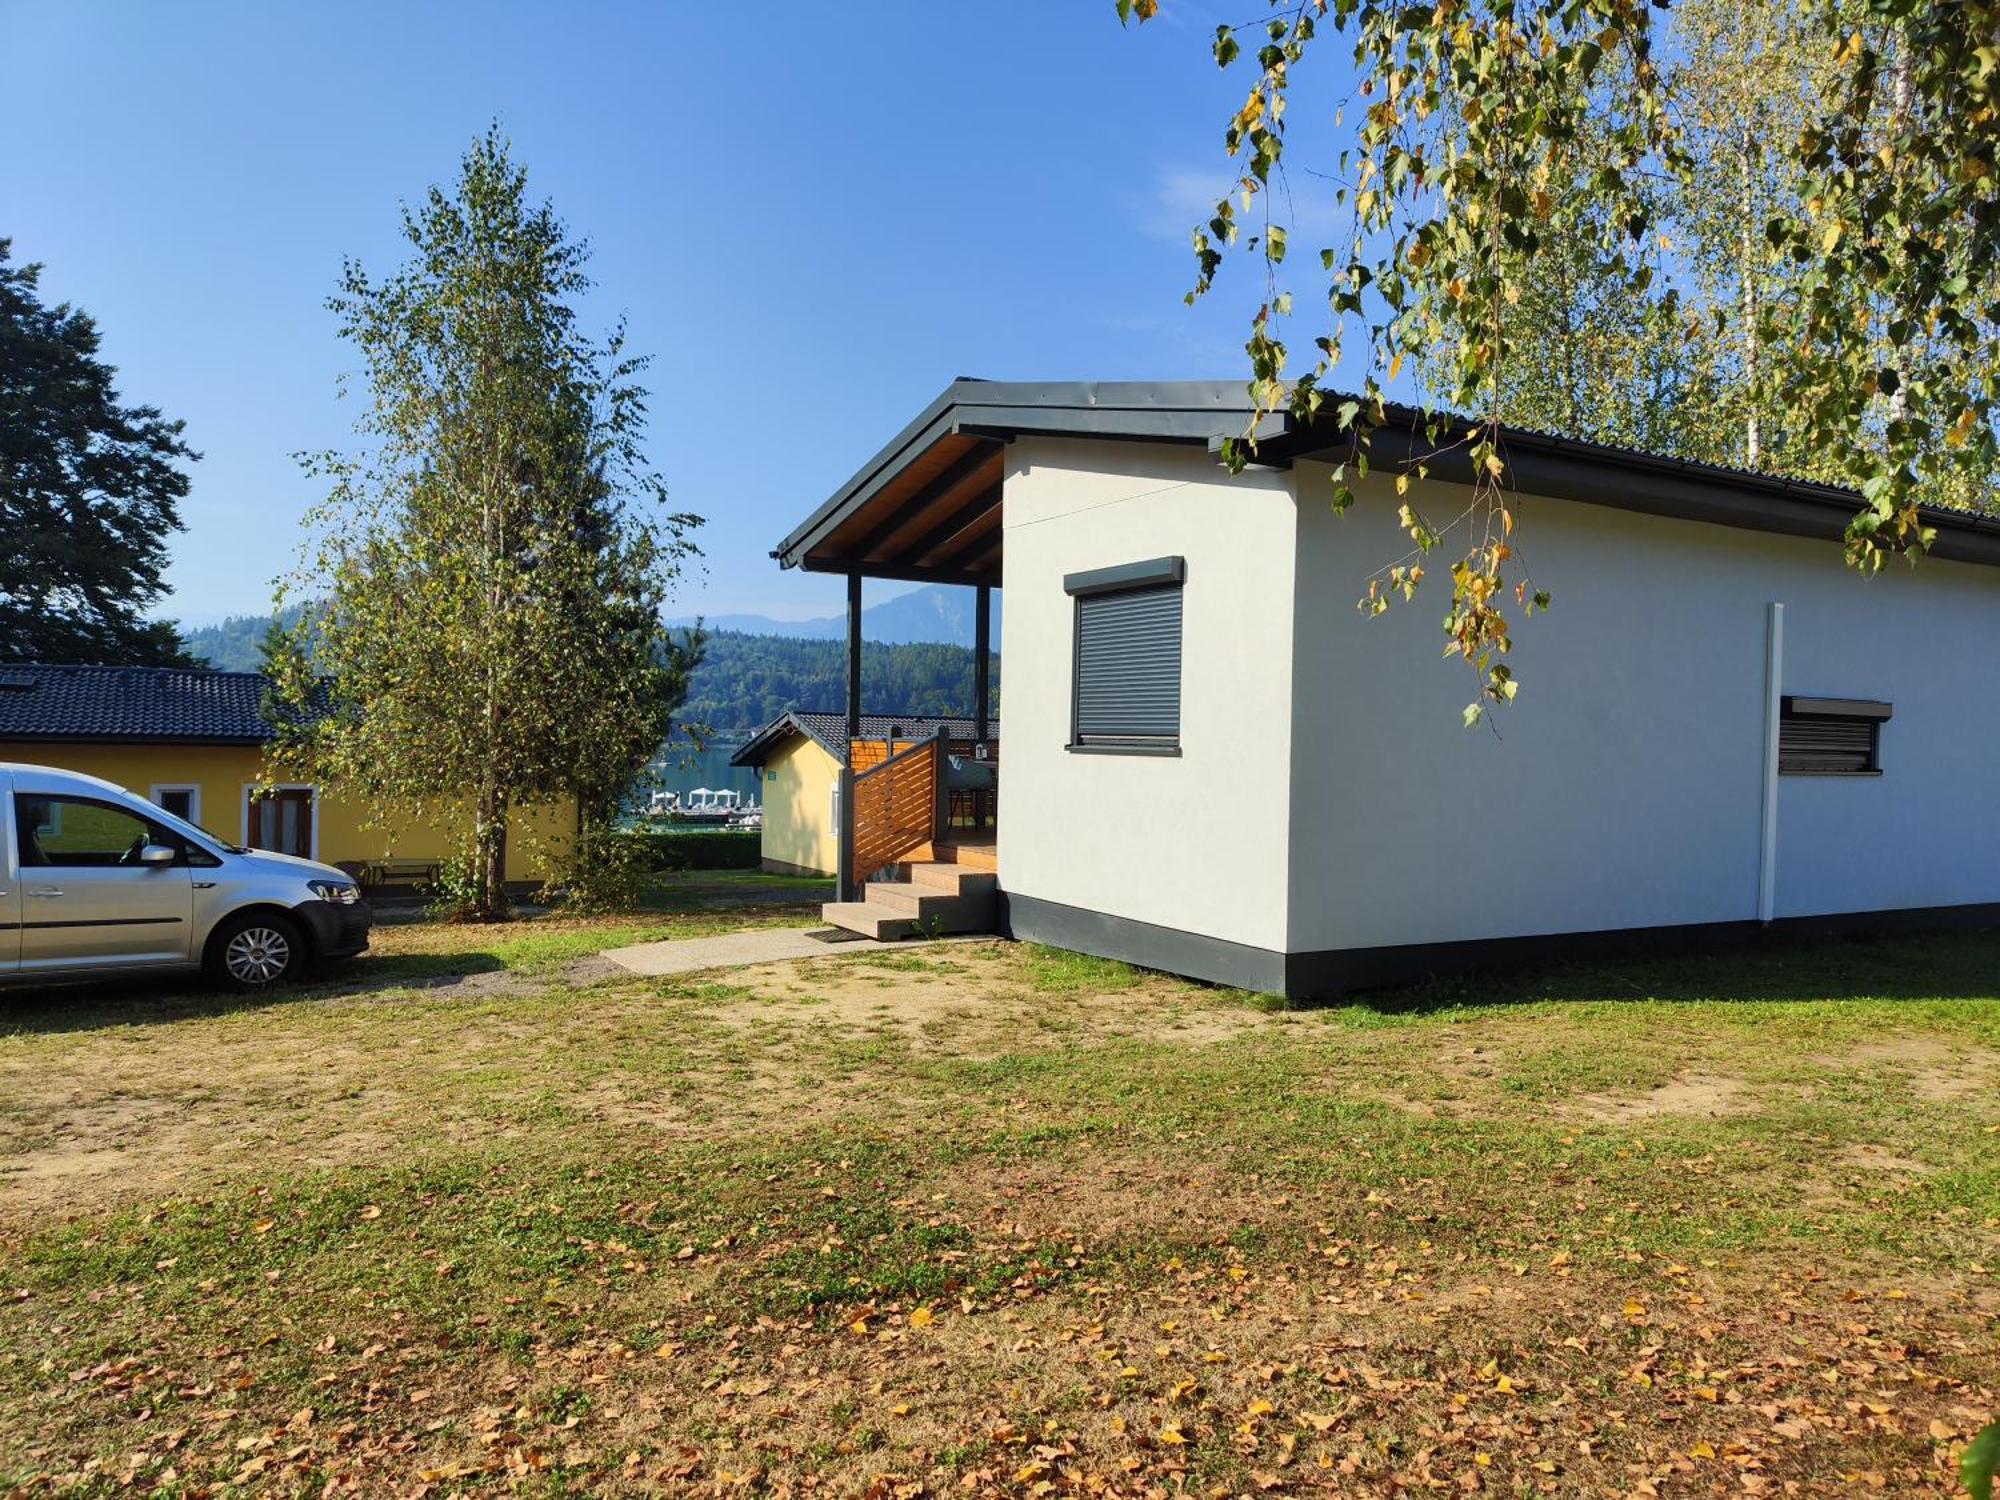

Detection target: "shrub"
[422, 854, 489, 922]
[546, 824, 658, 914]
[618, 827, 760, 872]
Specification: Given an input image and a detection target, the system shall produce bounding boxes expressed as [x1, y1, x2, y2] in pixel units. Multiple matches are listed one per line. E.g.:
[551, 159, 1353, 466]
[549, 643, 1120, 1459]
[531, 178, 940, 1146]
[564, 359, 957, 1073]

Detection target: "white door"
[14, 793, 194, 970]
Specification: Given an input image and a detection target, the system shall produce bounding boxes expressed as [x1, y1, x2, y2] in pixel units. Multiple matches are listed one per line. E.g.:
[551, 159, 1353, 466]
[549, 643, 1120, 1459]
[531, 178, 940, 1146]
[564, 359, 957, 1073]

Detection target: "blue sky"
[0, 1, 1348, 628]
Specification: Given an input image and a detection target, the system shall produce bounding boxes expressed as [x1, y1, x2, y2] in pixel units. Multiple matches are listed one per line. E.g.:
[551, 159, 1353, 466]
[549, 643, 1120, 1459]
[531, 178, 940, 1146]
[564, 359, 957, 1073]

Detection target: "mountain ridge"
[666, 584, 997, 648]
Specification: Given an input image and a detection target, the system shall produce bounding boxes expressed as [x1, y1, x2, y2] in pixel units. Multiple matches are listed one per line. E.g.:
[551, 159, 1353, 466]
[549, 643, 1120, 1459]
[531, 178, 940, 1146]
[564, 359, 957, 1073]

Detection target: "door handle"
[27, 887, 64, 898]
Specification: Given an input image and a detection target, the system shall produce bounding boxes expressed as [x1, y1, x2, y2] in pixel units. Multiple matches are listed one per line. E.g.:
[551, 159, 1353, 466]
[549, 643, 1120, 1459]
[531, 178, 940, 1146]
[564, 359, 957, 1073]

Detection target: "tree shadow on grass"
[0, 946, 509, 1038]
[1318, 926, 2000, 1017]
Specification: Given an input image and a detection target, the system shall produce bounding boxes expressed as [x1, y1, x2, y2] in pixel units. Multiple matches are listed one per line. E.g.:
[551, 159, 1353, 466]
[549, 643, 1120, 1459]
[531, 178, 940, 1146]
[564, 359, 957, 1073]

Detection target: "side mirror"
[138, 843, 177, 867]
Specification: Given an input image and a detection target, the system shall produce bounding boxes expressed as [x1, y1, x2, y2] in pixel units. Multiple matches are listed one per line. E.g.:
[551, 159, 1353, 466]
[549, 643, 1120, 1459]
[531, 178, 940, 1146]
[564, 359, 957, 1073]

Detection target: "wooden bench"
[350, 857, 442, 890]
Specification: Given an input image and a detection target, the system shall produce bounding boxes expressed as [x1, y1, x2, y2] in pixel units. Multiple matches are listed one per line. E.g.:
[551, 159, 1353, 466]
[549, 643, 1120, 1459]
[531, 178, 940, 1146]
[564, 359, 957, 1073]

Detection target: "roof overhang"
[1257, 404, 2000, 569]
[777, 379, 2000, 580]
[772, 380, 1271, 583]
[729, 712, 837, 768]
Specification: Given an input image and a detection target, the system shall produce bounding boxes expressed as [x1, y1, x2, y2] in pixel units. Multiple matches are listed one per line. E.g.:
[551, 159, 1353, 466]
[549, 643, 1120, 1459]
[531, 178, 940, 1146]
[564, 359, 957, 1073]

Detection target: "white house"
[775, 380, 2000, 997]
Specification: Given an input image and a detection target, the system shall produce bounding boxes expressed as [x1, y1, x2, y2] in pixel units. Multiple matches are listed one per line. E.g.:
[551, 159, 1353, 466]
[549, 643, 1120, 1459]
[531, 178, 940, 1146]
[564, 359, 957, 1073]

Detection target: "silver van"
[0, 763, 371, 991]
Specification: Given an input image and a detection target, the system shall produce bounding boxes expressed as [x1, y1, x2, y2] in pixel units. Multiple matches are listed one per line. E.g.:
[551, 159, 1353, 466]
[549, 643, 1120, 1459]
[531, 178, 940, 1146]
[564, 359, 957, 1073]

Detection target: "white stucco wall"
[998, 439, 1298, 953]
[1286, 462, 2000, 951]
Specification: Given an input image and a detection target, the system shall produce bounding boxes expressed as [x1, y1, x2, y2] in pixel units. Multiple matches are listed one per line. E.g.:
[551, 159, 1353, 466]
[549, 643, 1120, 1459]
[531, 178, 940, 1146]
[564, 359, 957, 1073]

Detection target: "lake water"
[641, 740, 762, 807]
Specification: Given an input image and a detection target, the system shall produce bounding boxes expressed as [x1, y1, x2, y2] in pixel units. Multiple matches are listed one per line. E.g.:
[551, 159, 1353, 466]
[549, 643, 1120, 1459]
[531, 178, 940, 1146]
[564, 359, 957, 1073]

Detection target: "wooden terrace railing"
[847, 729, 943, 885]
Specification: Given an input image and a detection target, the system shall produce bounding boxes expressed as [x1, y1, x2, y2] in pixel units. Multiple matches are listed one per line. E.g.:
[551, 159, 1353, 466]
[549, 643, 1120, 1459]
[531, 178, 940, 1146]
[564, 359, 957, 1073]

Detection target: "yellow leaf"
[909, 1306, 935, 1329]
[358, 1204, 382, 1221]
[1822, 221, 1843, 253]
[654, 1342, 678, 1360]
[850, 1316, 870, 1335]
[1691, 1441, 1716, 1459]
[1160, 1422, 1188, 1445]
[253, 1220, 275, 1235]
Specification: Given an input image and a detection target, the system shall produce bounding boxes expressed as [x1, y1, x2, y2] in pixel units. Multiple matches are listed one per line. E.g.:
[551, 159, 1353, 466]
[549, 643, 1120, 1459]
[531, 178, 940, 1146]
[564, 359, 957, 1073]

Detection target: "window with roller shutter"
[1064, 557, 1185, 753]
[1778, 697, 1890, 776]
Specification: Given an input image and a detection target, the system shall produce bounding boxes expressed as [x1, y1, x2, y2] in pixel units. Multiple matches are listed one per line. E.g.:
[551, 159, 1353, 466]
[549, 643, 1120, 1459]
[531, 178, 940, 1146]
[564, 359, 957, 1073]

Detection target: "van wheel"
[206, 911, 304, 991]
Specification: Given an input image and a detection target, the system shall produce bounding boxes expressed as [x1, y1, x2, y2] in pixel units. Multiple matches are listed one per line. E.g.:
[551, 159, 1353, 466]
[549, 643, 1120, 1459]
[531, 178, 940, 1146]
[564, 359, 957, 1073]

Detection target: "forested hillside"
[183, 616, 996, 742]
[675, 630, 996, 740]
[180, 608, 308, 672]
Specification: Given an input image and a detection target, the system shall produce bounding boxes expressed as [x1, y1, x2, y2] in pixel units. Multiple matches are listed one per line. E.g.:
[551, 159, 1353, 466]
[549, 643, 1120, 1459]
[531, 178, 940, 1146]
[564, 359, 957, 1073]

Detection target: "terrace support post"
[845, 572, 863, 744]
[973, 583, 992, 747]
[840, 572, 862, 901]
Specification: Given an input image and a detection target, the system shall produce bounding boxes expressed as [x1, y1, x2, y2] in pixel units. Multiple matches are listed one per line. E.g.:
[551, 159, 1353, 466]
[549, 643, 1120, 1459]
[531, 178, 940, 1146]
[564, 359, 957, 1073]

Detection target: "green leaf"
[1964, 1421, 1999, 1500]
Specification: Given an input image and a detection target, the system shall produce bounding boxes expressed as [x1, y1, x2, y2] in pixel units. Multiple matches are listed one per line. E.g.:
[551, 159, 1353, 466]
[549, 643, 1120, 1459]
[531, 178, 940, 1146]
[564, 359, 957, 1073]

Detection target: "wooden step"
[865, 882, 996, 929]
[906, 862, 999, 895]
[818, 901, 918, 941]
[932, 841, 998, 872]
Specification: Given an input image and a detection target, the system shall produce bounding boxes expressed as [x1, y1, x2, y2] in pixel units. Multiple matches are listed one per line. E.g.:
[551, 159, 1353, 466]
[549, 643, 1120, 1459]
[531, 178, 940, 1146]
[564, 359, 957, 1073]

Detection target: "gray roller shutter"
[1074, 584, 1182, 743]
[1779, 696, 1889, 775]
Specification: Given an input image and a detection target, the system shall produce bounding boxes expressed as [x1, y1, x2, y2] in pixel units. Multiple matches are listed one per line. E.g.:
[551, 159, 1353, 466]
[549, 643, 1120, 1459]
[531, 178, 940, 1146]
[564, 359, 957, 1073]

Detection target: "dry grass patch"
[2, 924, 2000, 1494]
[1571, 1070, 1755, 1123]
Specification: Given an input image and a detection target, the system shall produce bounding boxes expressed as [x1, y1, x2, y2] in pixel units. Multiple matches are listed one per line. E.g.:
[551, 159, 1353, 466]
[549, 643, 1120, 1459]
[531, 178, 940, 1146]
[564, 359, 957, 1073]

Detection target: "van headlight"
[308, 879, 361, 905]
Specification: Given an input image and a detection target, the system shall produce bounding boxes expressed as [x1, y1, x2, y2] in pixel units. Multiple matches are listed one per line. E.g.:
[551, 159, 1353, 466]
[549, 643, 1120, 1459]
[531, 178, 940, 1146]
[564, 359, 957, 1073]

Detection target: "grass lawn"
[0, 913, 1996, 1496]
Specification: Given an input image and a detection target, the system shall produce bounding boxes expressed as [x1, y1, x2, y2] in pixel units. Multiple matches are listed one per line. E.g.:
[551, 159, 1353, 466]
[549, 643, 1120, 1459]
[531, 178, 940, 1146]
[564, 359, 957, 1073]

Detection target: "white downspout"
[1757, 602, 1784, 924]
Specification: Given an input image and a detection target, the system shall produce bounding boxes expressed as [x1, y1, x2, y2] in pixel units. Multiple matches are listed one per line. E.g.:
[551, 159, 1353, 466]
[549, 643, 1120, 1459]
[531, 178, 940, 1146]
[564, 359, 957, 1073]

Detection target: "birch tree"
[1124, 0, 1999, 721]
[269, 128, 701, 919]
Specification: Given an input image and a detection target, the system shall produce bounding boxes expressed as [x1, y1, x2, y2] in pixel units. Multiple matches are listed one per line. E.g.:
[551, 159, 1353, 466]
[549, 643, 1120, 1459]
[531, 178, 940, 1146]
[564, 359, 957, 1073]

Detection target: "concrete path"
[601, 926, 891, 977]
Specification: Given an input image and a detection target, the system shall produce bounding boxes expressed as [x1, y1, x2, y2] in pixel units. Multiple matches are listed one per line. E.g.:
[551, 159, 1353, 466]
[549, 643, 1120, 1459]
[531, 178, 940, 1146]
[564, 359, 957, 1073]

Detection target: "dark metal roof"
[776, 379, 2000, 574]
[1264, 400, 2000, 569]
[0, 663, 320, 745]
[730, 710, 999, 768]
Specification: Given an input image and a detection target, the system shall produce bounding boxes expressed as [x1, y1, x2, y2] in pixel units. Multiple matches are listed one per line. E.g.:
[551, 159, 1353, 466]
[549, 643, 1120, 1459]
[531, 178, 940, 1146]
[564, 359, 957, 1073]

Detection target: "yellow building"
[729, 711, 994, 876]
[0, 664, 570, 885]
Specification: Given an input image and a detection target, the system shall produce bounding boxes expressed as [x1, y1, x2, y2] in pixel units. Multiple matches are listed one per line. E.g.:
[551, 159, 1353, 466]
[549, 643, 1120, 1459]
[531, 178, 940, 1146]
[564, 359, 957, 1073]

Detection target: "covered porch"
[776, 419, 1005, 906]
[771, 381, 1262, 931]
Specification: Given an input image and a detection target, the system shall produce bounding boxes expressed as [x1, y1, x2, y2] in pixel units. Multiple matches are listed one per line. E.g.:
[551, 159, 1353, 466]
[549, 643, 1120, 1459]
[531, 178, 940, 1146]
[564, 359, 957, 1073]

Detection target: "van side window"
[14, 795, 189, 868]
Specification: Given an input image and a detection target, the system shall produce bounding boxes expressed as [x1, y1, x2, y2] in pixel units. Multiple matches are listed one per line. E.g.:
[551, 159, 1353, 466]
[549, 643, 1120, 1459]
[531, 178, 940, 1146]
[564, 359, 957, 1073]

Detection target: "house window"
[245, 785, 317, 858]
[1065, 555, 1185, 754]
[1779, 697, 1891, 776]
[151, 784, 200, 824]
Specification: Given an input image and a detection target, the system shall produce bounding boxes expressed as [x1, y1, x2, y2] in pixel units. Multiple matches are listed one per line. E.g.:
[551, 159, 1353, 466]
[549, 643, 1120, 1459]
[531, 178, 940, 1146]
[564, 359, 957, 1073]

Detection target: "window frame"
[1064, 555, 1186, 757]
[240, 782, 319, 859]
[14, 792, 197, 869]
[1777, 696, 1892, 778]
[150, 783, 202, 825]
